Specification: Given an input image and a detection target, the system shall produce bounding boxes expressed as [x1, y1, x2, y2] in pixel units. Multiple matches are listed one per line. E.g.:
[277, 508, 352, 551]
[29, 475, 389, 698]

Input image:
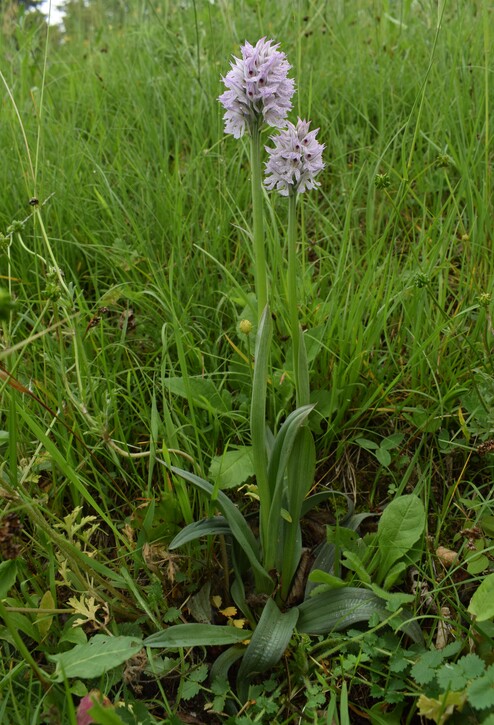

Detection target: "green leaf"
[281, 426, 316, 596]
[181, 664, 209, 700]
[286, 426, 316, 519]
[297, 588, 423, 643]
[168, 465, 272, 593]
[307, 570, 346, 588]
[467, 665, 494, 710]
[342, 549, 372, 584]
[297, 588, 387, 635]
[187, 582, 212, 624]
[466, 553, 490, 575]
[480, 515, 494, 538]
[457, 653, 485, 680]
[411, 649, 446, 685]
[49, 635, 143, 681]
[168, 517, 231, 548]
[181, 679, 202, 701]
[355, 437, 379, 451]
[0, 610, 40, 643]
[163, 376, 230, 413]
[383, 560, 408, 590]
[0, 560, 17, 599]
[381, 433, 405, 450]
[375, 448, 392, 467]
[236, 598, 299, 702]
[369, 584, 414, 612]
[436, 663, 469, 692]
[210, 646, 245, 686]
[376, 495, 425, 585]
[264, 404, 314, 570]
[208, 446, 255, 489]
[143, 624, 251, 648]
[468, 572, 494, 622]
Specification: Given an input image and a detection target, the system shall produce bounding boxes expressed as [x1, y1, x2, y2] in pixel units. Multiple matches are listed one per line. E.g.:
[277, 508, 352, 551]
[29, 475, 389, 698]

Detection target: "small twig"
[105, 437, 194, 465]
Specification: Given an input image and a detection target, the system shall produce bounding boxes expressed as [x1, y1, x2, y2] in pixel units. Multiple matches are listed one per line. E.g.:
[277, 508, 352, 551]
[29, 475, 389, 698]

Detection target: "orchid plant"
[151, 38, 424, 703]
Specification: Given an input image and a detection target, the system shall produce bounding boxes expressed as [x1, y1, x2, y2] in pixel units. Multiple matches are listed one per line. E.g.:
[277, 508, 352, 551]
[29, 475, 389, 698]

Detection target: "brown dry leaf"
[435, 607, 453, 649]
[436, 546, 459, 567]
[142, 542, 178, 583]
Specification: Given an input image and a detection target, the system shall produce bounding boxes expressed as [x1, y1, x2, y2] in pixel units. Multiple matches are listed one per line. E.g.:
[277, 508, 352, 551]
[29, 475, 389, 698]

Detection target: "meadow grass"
[0, 0, 493, 722]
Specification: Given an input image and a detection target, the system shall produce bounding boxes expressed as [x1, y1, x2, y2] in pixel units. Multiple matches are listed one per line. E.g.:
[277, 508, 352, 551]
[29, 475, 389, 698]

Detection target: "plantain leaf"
[49, 635, 143, 681]
[468, 572, 494, 622]
[376, 495, 425, 585]
[209, 446, 255, 489]
[237, 598, 299, 702]
[162, 376, 230, 413]
[143, 623, 251, 648]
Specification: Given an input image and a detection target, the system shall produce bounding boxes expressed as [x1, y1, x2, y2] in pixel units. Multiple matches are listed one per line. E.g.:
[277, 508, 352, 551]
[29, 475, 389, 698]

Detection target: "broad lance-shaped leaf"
[281, 426, 316, 598]
[297, 588, 423, 643]
[236, 598, 299, 702]
[210, 646, 245, 687]
[264, 404, 314, 570]
[144, 624, 251, 648]
[0, 560, 17, 599]
[376, 494, 425, 585]
[49, 635, 143, 681]
[169, 516, 231, 548]
[468, 572, 494, 622]
[169, 465, 273, 593]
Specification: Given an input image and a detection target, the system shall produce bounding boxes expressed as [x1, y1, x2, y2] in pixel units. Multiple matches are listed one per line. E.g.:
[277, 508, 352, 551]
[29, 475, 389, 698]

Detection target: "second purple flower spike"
[264, 118, 325, 196]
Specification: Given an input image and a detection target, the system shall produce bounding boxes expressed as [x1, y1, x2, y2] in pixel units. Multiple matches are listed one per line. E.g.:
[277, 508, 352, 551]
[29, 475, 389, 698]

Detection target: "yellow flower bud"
[239, 319, 253, 335]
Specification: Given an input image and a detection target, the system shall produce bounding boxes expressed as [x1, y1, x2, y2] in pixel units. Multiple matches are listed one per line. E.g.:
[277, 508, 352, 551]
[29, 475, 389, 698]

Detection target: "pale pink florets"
[264, 119, 325, 196]
[218, 38, 295, 138]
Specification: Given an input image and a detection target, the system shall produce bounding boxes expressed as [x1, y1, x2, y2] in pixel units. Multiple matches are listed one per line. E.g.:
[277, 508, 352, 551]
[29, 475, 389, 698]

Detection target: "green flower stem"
[250, 307, 272, 574]
[250, 125, 267, 321]
[287, 191, 309, 406]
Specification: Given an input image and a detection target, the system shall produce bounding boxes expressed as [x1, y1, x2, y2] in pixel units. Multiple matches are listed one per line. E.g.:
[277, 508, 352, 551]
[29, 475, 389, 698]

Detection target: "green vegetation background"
[0, 0, 493, 722]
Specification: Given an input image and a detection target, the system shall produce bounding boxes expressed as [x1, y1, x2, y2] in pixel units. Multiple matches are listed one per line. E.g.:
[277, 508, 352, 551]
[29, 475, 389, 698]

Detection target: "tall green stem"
[287, 192, 309, 406]
[250, 125, 267, 321]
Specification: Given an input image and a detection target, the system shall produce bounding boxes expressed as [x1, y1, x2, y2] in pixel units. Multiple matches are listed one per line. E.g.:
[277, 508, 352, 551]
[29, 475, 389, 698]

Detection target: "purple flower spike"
[264, 118, 325, 196]
[219, 38, 295, 138]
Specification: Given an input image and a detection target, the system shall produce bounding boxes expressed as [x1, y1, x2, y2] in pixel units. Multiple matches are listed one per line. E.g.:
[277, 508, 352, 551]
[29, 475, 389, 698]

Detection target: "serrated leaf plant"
[140, 37, 427, 706]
